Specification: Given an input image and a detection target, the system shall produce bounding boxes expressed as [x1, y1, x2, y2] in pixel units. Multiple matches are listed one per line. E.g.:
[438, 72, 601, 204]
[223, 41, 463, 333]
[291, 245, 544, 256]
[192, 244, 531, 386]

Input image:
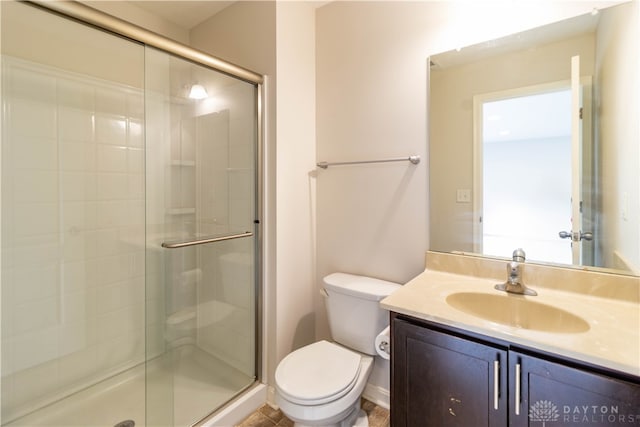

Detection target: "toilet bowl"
[276, 340, 373, 427]
[274, 273, 401, 427]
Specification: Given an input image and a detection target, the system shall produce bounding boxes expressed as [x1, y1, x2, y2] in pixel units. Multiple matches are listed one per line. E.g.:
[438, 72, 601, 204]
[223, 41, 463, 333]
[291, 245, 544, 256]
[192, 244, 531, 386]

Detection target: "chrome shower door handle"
[161, 231, 253, 249]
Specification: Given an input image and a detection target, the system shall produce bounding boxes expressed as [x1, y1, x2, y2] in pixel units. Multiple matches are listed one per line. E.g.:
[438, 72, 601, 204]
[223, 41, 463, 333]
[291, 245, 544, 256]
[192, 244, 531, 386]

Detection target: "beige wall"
[596, 1, 640, 272]
[81, 1, 190, 44]
[430, 33, 596, 254]
[190, 1, 276, 77]
[273, 0, 318, 382]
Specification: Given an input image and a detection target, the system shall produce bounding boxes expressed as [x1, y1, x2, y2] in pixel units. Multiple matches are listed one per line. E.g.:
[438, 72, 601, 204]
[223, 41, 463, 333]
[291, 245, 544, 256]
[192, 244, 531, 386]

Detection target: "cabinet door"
[392, 319, 508, 427]
[510, 351, 640, 427]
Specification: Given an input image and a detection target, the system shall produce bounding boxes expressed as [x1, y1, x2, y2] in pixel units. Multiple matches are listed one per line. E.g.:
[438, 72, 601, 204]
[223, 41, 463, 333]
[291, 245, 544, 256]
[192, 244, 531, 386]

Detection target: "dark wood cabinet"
[391, 313, 640, 427]
[392, 316, 508, 426]
[511, 351, 640, 426]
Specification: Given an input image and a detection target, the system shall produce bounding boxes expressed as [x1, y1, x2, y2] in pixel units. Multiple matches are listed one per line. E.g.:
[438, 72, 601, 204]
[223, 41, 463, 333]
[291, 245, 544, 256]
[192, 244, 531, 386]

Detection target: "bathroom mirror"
[429, 1, 639, 276]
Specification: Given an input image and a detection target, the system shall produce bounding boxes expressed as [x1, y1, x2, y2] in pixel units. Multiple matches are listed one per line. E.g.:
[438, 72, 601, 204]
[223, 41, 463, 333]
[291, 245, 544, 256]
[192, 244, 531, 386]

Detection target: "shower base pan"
[6, 345, 254, 427]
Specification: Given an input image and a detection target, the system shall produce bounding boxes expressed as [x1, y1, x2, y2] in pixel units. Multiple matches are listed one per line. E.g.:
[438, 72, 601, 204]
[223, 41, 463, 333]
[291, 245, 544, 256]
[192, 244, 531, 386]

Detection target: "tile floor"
[236, 399, 389, 427]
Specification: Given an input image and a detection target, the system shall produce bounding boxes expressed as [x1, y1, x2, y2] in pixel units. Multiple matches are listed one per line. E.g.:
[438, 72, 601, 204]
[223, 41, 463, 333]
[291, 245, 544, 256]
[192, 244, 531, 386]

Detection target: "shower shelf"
[167, 308, 196, 325]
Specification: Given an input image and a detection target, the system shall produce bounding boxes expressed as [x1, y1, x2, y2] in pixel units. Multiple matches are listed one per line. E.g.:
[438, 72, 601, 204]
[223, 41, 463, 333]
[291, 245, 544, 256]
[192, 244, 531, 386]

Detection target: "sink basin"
[445, 292, 590, 333]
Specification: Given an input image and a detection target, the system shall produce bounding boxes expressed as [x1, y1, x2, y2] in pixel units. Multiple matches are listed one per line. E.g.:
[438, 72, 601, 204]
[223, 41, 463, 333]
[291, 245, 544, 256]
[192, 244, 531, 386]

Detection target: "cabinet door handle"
[515, 362, 521, 416]
[493, 360, 499, 410]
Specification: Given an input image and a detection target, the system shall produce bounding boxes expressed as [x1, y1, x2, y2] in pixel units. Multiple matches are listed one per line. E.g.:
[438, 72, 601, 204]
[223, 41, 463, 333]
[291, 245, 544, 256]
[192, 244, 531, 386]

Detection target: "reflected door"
[474, 71, 594, 265]
[565, 55, 596, 266]
[475, 84, 573, 264]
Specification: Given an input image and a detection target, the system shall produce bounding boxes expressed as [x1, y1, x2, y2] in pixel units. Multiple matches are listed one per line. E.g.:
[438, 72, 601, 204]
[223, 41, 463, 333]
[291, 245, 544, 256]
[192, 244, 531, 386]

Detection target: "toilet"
[275, 273, 401, 427]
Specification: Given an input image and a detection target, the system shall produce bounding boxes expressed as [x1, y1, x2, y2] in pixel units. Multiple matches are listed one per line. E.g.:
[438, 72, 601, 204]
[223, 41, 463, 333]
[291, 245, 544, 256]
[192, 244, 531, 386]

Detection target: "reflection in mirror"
[429, 1, 639, 276]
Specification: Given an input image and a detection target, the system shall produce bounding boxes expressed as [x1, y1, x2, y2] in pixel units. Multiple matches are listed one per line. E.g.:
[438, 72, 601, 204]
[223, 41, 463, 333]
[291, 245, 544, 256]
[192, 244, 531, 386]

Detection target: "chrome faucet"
[494, 248, 537, 296]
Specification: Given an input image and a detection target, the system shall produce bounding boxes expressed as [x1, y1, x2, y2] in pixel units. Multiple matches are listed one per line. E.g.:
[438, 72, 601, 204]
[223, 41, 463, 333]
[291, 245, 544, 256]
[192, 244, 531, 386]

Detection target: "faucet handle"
[512, 248, 526, 263]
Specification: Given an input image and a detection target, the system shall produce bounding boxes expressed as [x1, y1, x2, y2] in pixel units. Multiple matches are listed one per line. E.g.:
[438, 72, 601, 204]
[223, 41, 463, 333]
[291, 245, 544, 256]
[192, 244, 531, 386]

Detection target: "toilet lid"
[275, 340, 361, 405]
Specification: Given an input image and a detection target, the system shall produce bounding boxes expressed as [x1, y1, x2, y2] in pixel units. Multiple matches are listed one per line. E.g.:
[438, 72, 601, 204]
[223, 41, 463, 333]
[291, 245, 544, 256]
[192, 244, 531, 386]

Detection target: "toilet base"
[291, 404, 368, 427]
[353, 408, 369, 426]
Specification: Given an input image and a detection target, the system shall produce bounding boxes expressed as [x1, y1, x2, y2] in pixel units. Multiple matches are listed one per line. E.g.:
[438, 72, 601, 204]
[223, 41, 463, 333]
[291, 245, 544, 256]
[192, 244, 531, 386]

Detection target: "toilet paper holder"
[378, 340, 390, 354]
[375, 326, 391, 359]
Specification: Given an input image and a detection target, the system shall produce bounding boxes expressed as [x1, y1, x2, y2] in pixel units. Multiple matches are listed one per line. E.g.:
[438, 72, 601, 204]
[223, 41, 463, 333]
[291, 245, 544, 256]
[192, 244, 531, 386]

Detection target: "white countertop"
[381, 269, 640, 377]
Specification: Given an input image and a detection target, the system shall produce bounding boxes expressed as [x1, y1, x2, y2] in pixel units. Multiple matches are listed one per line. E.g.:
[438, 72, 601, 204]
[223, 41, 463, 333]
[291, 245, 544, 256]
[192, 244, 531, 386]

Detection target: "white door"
[475, 85, 573, 264]
[474, 58, 594, 265]
[562, 55, 595, 264]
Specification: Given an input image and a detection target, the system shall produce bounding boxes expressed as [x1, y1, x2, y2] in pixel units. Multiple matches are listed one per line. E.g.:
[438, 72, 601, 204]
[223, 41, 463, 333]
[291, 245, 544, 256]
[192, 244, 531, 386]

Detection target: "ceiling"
[130, 1, 234, 29]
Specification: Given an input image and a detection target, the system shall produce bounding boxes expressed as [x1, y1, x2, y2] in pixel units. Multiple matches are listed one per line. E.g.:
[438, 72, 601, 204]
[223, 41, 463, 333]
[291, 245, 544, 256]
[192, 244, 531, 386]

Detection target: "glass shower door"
[144, 47, 258, 426]
[1, 2, 146, 425]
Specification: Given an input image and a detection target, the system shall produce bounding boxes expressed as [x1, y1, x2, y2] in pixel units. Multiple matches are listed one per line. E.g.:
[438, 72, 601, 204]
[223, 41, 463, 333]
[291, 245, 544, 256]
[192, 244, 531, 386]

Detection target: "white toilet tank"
[323, 273, 401, 356]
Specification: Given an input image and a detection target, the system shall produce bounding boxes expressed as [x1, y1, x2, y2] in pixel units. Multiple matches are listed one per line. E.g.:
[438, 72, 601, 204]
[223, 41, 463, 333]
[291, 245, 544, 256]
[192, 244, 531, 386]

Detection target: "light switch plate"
[456, 189, 471, 203]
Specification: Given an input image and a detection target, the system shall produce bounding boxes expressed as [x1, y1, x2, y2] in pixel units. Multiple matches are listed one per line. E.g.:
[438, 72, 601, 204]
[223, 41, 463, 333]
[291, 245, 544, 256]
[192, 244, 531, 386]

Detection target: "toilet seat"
[275, 340, 362, 405]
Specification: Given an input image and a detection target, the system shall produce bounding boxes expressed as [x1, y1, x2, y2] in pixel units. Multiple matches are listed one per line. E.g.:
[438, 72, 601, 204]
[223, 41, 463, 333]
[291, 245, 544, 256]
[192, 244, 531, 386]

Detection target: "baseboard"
[267, 385, 278, 408]
[200, 383, 267, 427]
[362, 383, 390, 410]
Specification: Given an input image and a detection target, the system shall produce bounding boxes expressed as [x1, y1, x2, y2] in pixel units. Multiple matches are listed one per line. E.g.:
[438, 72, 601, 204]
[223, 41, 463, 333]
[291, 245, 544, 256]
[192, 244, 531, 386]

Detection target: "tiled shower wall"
[1, 58, 145, 420]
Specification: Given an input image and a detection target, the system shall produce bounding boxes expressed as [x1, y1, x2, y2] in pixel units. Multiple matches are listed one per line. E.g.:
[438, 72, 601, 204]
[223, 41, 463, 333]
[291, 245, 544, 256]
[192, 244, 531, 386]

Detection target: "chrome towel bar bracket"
[316, 155, 420, 169]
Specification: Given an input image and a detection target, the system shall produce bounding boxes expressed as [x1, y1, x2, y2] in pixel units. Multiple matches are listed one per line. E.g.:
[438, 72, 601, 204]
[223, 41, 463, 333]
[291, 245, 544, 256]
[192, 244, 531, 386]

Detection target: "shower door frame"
[25, 0, 265, 409]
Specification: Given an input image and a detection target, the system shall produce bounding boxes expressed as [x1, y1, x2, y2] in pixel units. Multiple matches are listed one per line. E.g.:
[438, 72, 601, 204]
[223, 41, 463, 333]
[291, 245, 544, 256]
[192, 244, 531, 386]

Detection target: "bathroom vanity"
[381, 254, 640, 427]
[391, 313, 639, 427]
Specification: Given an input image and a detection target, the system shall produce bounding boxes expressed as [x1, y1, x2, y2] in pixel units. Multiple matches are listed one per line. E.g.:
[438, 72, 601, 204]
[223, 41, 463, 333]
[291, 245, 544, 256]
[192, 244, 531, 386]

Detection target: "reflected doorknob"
[558, 231, 593, 241]
[559, 231, 573, 240]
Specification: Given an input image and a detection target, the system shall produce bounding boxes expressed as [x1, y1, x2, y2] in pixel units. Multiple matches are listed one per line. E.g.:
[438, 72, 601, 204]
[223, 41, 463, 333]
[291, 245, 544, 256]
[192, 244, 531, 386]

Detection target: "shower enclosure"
[1, 2, 262, 426]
